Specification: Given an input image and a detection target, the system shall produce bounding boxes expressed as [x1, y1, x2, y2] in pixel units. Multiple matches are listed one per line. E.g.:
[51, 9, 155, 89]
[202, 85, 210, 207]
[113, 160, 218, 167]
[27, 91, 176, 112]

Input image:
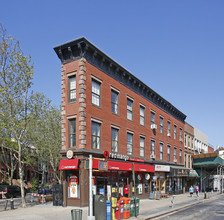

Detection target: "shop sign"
[155, 165, 170, 172]
[66, 150, 73, 159]
[104, 151, 129, 161]
[168, 168, 189, 177]
[129, 157, 144, 163]
[138, 184, 143, 194]
[99, 160, 108, 171]
[145, 173, 150, 180]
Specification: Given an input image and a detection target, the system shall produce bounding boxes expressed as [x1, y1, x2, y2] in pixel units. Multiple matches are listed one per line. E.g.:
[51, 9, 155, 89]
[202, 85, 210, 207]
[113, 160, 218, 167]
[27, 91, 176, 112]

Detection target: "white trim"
[91, 117, 103, 124]
[111, 124, 120, 130]
[127, 129, 134, 134]
[140, 103, 146, 108]
[127, 95, 134, 101]
[91, 74, 103, 83]
[67, 71, 77, 77]
[67, 114, 77, 120]
[111, 86, 120, 94]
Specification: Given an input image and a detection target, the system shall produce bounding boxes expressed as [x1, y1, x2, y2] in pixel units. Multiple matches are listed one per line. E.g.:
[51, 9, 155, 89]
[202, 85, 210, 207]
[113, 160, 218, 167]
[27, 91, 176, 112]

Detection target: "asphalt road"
[157, 196, 224, 220]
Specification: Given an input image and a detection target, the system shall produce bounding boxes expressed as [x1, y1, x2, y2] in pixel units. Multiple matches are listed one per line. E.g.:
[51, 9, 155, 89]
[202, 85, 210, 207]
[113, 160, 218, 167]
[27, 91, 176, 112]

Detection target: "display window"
[67, 170, 80, 199]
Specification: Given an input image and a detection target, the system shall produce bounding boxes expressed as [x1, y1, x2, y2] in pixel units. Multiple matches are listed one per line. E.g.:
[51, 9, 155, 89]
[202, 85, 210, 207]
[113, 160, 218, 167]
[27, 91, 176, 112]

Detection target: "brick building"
[54, 37, 187, 207]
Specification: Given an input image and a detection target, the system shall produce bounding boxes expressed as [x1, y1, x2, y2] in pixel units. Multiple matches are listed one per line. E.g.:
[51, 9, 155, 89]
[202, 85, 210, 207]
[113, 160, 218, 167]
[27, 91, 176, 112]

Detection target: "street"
[157, 196, 224, 220]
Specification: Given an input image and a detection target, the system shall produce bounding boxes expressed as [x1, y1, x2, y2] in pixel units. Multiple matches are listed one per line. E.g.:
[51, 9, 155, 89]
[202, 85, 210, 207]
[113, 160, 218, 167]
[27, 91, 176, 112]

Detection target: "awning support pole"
[88, 154, 95, 220]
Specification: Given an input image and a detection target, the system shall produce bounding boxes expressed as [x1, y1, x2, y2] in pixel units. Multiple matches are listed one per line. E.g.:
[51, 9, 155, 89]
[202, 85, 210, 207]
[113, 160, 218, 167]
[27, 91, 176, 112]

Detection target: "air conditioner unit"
[150, 154, 155, 159]
[174, 159, 177, 163]
[151, 124, 157, 130]
[167, 133, 171, 137]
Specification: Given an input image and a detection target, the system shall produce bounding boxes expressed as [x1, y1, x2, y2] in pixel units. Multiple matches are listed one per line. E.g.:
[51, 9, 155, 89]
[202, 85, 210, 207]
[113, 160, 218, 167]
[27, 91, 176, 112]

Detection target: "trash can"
[94, 195, 106, 220]
[71, 209, 82, 220]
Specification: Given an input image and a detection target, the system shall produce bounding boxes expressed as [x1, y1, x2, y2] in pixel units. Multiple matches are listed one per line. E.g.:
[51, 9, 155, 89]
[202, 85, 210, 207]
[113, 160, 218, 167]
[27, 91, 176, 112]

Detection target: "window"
[188, 136, 190, 147]
[179, 149, 182, 164]
[185, 154, 187, 167]
[92, 122, 101, 149]
[69, 118, 76, 148]
[140, 105, 145, 126]
[151, 140, 155, 156]
[127, 133, 133, 155]
[188, 155, 191, 168]
[180, 128, 183, 141]
[160, 117, 163, 134]
[174, 147, 177, 162]
[111, 128, 119, 152]
[167, 145, 171, 162]
[184, 134, 187, 146]
[140, 137, 145, 157]
[167, 121, 171, 136]
[111, 90, 119, 114]
[160, 143, 163, 160]
[69, 76, 76, 102]
[92, 79, 101, 106]
[174, 125, 177, 139]
[127, 98, 133, 120]
[151, 111, 155, 125]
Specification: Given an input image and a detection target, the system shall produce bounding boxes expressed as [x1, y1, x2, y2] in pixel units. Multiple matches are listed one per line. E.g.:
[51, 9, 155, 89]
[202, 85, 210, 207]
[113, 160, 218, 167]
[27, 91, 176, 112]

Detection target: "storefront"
[153, 165, 170, 194]
[166, 167, 189, 195]
[59, 151, 155, 207]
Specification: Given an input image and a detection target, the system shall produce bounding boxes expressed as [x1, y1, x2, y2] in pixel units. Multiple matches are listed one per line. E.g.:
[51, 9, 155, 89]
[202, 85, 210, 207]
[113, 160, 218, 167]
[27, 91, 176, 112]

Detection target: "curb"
[144, 194, 224, 219]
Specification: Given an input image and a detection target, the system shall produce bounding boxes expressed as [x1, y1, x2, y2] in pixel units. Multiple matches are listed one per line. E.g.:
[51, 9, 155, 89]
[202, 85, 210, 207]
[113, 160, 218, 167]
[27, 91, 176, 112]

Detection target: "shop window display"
[67, 171, 80, 199]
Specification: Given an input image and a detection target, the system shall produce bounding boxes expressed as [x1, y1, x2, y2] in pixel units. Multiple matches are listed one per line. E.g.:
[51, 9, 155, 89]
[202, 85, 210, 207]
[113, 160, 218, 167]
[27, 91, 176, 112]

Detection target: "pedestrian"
[196, 186, 199, 197]
[124, 185, 129, 197]
[189, 185, 194, 197]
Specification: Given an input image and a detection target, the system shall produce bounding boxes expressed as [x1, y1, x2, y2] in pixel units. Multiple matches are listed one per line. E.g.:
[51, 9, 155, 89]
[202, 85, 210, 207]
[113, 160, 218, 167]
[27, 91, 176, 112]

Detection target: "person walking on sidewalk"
[189, 185, 194, 197]
[196, 186, 199, 197]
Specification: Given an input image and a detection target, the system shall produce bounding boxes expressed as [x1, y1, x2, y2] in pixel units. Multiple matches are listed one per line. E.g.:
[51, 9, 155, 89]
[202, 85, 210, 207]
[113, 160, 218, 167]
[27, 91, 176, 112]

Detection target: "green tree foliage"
[0, 23, 60, 207]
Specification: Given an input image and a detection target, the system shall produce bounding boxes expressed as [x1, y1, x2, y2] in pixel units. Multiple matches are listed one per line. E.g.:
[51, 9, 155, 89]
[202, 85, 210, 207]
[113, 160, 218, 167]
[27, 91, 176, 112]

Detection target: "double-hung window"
[69, 118, 76, 148]
[111, 90, 119, 114]
[140, 105, 145, 126]
[92, 121, 101, 149]
[167, 121, 171, 137]
[179, 149, 182, 164]
[92, 79, 101, 107]
[180, 128, 183, 142]
[151, 111, 155, 126]
[127, 98, 133, 121]
[127, 133, 133, 155]
[69, 76, 76, 103]
[174, 147, 177, 162]
[167, 145, 171, 162]
[151, 140, 155, 156]
[140, 137, 145, 157]
[111, 128, 119, 152]
[174, 125, 177, 140]
[160, 117, 163, 134]
[160, 143, 163, 160]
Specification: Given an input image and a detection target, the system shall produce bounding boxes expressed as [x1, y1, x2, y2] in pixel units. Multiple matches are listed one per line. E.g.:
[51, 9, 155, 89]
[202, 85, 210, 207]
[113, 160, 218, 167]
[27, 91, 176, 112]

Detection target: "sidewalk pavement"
[0, 192, 223, 220]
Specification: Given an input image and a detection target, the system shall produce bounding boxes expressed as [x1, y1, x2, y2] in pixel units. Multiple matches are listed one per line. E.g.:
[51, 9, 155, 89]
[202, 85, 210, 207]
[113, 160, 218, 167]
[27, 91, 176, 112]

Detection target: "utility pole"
[88, 155, 95, 220]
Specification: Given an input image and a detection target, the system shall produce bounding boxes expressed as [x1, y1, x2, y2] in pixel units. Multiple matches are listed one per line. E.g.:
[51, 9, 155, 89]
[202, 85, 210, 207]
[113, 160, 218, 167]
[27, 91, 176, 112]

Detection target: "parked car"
[0, 185, 26, 199]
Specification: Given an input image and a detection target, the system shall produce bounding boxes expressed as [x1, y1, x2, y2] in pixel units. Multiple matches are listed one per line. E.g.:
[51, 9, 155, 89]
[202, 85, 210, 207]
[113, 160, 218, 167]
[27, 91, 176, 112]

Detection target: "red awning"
[134, 164, 155, 172]
[59, 159, 79, 170]
[108, 161, 132, 171]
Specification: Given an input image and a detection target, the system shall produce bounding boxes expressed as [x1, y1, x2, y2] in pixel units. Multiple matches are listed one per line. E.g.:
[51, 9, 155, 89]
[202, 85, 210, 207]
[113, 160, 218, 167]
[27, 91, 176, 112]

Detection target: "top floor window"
[151, 111, 155, 125]
[180, 128, 183, 142]
[174, 125, 177, 139]
[69, 76, 76, 103]
[167, 121, 171, 136]
[140, 105, 145, 126]
[111, 90, 119, 114]
[160, 117, 163, 134]
[92, 79, 101, 107]
[127, 98, 133, 121]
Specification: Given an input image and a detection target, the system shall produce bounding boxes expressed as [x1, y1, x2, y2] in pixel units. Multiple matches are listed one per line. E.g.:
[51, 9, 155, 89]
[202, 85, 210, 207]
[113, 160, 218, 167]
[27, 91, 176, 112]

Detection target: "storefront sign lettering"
[104, 151, 129, 161]
[155, 165, 170, 172]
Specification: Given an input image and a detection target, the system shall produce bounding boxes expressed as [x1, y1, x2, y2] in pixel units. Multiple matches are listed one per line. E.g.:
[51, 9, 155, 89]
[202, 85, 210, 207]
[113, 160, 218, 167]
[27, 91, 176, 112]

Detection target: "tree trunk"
[41, 163, 46, 187]
[18, 141, 26, 208]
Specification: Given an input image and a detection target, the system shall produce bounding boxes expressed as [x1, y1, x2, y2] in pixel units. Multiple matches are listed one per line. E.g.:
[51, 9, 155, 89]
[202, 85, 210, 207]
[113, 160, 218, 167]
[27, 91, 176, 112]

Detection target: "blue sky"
[1, 0, 223, 149]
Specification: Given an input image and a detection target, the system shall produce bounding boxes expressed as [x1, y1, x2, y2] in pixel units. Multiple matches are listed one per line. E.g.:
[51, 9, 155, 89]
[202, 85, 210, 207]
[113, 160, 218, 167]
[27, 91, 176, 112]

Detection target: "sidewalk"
[0, 192, 223, 220]
[130, 191, 223, 219]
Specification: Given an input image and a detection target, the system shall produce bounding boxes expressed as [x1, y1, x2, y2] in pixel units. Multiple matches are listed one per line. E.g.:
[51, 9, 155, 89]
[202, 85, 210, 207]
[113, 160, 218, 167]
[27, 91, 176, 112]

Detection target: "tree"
[0, 23, 50, 208]
[31, 105, 61, 185]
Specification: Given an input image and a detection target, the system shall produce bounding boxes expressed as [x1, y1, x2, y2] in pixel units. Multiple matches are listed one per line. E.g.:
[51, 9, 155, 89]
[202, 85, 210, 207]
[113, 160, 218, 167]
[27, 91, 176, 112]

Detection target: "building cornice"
[54, 37, 186, 123]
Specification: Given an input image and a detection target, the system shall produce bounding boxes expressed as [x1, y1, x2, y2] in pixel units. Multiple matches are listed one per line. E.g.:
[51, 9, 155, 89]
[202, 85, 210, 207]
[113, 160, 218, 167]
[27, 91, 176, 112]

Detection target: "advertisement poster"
[138, 184, 143, 194]
[69, 175, 78, 198]
[119, 187, 124, 196]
